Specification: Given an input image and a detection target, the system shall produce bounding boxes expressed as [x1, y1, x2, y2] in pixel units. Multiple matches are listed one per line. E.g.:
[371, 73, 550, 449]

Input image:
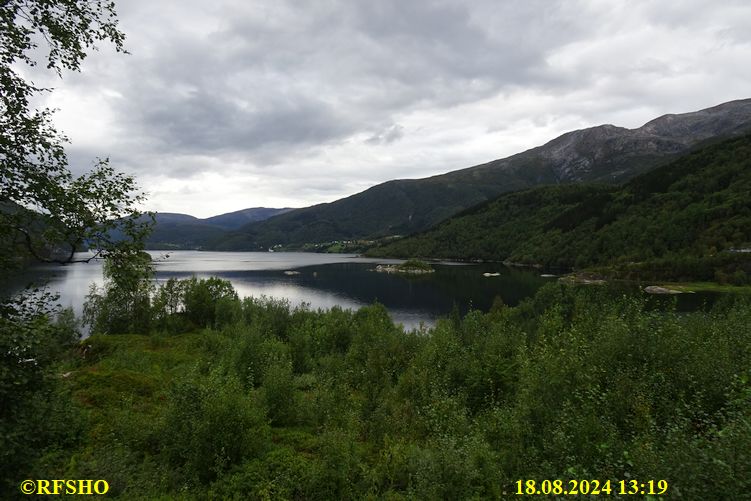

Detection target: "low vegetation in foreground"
[3, 277, 751, 499]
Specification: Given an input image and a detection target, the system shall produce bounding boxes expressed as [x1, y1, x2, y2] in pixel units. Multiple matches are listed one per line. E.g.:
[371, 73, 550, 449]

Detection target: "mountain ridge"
[145, 207, 293, 249]
[207, 99, 751, 251]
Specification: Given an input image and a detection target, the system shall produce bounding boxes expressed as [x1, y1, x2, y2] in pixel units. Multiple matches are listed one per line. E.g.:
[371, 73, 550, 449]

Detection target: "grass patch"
[398, 258, 433, 271]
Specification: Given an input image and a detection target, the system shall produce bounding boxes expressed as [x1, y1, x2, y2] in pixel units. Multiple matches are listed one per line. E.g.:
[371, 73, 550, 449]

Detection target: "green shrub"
[0, 302, 83, 496]
[398, 259, 433, 271]
[242, 296, 292, 339]
[182, 277, 238, 329]
[209, 447, 324, 501]
[22, 283, 751, 498]
[161, 371, 269, 484]
[83, 253, 154, 335]
[262, 359, 297, 426]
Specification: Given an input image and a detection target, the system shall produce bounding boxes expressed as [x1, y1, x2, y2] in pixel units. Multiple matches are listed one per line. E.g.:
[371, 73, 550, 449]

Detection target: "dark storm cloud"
[101, 0, 590, 163]
[137, 89, 353, 154]
[39, 0, 751, 216]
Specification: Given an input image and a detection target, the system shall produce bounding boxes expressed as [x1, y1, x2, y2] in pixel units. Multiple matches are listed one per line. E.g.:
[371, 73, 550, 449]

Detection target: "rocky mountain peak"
[516, 99, 751, 182]
[638, 98, 751, 140]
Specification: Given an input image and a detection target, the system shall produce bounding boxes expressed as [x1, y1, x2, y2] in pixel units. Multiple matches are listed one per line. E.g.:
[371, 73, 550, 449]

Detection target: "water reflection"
[3, 251, 556, 330]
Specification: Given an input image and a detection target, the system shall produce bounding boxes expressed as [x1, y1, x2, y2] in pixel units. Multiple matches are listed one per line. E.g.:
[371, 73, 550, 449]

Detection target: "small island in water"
[374, 258, 435, 274]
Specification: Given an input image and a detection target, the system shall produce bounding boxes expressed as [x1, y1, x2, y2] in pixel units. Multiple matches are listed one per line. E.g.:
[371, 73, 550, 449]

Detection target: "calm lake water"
[4, 251, 556, 330]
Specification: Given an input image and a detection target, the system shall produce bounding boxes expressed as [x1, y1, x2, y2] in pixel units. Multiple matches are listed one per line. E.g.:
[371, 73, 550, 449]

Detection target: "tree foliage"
[0, 293, 82, 494]
[1, 0, 150, 268]
[0, 3, 154, 495]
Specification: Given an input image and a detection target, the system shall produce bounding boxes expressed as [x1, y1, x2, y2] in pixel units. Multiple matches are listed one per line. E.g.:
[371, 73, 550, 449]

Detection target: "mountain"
[146, 207, 292, 249]
[212, 99, 751, 251]
[368, 134, 751, 282]
[202, 207, 294, 230]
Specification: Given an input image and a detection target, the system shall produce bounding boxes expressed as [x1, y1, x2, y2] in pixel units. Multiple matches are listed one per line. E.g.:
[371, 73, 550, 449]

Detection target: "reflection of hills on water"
[200, 262, 552, 317]
[3, 252, 735, 334]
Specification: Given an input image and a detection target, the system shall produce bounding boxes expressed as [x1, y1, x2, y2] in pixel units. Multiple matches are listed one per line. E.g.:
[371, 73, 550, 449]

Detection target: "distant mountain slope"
[202, 207, 294, 230]
[146, 207, 292, 249]
[368, 134, 751, 281]
[214, 99, 751, 250]
[145, 214, 225, 250]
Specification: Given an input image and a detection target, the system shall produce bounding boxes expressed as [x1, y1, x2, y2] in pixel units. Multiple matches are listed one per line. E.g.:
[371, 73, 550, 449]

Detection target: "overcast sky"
[31, 0, 751, 218]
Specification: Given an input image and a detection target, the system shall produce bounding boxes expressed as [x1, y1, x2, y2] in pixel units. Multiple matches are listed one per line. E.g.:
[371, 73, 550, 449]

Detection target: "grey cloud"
[38, 0, 751, 215]
[366, 124, 404, 145]
[109, 0, 590, 161]
[135, 88, 353, 154]
[64, 147, 110, 178]
[71, 1, 601, 163]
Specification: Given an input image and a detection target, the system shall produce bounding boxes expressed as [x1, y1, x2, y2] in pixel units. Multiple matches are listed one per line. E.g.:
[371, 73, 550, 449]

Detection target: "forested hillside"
[369, 134, 751, 281]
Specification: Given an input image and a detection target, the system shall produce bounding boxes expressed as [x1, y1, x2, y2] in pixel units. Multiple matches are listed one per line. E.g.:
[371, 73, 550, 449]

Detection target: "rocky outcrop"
[643, 285, 683, 294]
[499, 98, 751, 184]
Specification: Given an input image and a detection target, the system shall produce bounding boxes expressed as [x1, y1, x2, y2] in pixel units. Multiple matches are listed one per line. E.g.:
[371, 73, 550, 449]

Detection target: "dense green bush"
[161, 371, 269, 484]
[83, 253, 154, 334]
[182, 276, 239, 328]
[0, 298, 83, 496]
[261, 358, 297, 426]
[86, 275, 242, 334]
[151, 277, 188, 333]
[25, 280, 751, 498]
